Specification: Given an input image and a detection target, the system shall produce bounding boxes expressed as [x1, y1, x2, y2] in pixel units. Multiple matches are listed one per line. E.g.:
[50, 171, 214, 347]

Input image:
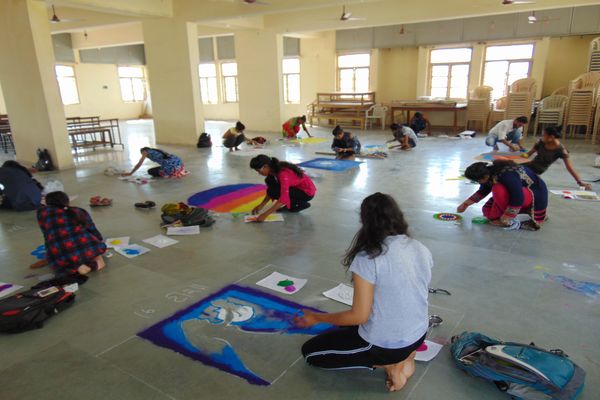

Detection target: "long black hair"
[141, 147, 170, 158]
[249, 155, 304, 178]
[464, 160, 518, 181]
[3, 160, 43, 190]
[342, 193, 409, 267]
[235, 121, 246, 131]
[45, 191, 86, 225]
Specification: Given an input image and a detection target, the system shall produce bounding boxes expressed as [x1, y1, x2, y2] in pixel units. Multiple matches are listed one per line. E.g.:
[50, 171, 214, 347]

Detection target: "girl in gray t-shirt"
[295, 193, 432, 392]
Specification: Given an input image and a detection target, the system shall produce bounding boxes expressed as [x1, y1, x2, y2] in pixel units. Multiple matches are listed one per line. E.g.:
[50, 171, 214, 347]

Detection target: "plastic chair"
[565, 72, 600, 139]
[365, 104, 388, 129]
[533, 95, 568, 137]
[465, 86, 493, 132]
[489, 97, 507, 128]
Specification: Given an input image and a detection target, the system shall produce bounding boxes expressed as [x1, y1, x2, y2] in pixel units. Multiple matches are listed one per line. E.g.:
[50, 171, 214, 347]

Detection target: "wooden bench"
[311, 112, 366, 129]
[0, 114, 14, 153]
[308, 92, 375, 130]
[67, 117, 123, 151]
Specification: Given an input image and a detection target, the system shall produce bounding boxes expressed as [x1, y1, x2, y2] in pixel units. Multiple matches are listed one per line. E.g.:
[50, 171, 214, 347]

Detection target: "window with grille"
[55, 65, 80, 105]
[199, 63, 218, 104]
[221, 62, 238, 103]
[337, 53, 370, 93]
[483, 44, 534, 100]
[282, 58, 300, 104]
[428, 48, 472, 99]
[118, 66, 146, 102]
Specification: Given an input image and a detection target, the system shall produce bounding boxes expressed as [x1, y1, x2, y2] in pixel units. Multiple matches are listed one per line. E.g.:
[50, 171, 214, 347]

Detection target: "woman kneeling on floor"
[249, 155, 316, 222]
[122, 147, 186, 178]
[37, 191, 107, 276]
[295, 193, 432, 392]
[457, 160, 548, 230]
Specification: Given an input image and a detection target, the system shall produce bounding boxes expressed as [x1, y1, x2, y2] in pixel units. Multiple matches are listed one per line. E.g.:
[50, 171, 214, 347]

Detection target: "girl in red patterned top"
[249, 155, 316, 222]
[37, 191, 107, 276]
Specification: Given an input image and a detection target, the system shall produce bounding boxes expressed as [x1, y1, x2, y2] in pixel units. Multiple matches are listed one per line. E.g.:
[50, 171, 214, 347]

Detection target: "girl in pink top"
[249, 155, 316, 222]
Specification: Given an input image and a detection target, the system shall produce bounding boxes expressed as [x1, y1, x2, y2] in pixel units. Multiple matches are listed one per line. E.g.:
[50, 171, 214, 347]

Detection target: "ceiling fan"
[49, 5, 82, 24]
[502, 0, 535, 5]
[339, 5, 365, 21]
[213, 0, 270, 5]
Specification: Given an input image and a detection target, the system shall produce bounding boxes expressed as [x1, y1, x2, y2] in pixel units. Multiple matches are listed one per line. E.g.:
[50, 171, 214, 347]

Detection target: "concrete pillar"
[0, 0, 74, 169]
[235, 30, 284, 132]
[142, 18, 204, 145]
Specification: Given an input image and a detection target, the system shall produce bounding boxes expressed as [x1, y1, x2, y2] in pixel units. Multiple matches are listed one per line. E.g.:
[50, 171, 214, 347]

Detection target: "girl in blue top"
[122, 147, 186, 178]
[295, 193, 433, 392]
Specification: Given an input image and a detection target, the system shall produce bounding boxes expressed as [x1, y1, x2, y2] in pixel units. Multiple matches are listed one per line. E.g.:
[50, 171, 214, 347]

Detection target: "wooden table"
[389, 102, 467, 134]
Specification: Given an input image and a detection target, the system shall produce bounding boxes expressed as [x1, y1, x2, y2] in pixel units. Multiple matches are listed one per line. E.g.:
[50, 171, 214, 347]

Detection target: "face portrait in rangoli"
[137, 285, 332, 385]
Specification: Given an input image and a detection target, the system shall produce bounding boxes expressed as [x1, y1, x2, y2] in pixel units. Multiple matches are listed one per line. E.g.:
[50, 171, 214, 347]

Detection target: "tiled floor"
[1, 120, 599, 399]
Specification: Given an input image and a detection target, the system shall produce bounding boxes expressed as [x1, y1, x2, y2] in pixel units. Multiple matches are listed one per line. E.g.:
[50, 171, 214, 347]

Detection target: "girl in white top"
[295, 192, 433, 392]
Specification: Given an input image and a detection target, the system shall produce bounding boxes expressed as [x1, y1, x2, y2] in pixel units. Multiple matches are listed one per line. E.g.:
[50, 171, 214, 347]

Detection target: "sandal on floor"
[135, 201, 156, 209]
[90, 196, 112, 207]
[520, 220, 540, 231]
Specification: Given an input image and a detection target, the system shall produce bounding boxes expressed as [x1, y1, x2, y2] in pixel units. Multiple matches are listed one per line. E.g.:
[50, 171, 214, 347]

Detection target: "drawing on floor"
[255, 271, 307, 295]
[30, 244, 46, 260]
[474, 152, 528, 164]
[0, 282, 23, 298]
[187, 184, 267, 213]
[433, 212, 463, 222]
[543, 273, 600, 298]
[297, 158, 362, 172]
[114, 244, 150, 258]
[289, 137, 328, 144]
[137, 284, 332, 385]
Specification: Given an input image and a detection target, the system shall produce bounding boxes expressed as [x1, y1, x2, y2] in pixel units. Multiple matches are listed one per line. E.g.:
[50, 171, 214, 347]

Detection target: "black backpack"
[0, 284, 76, 333]
[33, 148, 55, 171]
[197, 133, 212, 148]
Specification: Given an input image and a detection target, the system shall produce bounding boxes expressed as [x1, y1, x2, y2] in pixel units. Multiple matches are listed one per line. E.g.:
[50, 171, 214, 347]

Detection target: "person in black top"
[0, 161, 43, 211]
[331, 125, 361, 160]
[521, 126, 592, 190]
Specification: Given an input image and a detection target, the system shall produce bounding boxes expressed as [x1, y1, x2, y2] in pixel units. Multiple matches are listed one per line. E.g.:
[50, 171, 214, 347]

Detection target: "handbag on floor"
[451, 331, 585, 400]
[0, 285, 76, 333]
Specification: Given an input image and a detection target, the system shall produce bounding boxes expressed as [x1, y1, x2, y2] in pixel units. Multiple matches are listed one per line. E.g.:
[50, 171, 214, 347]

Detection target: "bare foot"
[383, 363, 408, 392]
[376, 351, 417, 392]
[95, 255, 106, 271]
[77, 264, 92, 275]
[402, 351, 417, 380]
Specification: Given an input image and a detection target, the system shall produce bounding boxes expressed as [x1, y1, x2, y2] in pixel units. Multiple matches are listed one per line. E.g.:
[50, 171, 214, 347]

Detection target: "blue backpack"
[451, 332, 585, 400]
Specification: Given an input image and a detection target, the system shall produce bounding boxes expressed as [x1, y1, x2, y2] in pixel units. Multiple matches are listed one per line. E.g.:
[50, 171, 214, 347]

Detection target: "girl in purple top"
[249, 155, 316, 222]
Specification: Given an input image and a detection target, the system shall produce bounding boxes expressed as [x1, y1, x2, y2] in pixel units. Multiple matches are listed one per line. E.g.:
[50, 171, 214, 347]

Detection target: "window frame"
[427, 47, 472, 100]
[117, 65, 146, 103]
[482, 43, 535, 100]
[198, 62, 219, 105]
[282, 57, 301, 105]
[336, 52, 371, 93]
[220, 61, 239, 104]
[55, 64, 80, 106]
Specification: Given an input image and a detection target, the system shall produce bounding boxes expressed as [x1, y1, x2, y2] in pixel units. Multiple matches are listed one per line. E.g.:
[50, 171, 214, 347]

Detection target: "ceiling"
[44, 0, 600, 37]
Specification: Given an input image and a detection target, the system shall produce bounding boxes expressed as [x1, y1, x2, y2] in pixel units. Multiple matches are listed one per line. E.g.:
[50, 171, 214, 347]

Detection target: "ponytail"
[45, 191, 86, 225]
[249, 155, 305, 178]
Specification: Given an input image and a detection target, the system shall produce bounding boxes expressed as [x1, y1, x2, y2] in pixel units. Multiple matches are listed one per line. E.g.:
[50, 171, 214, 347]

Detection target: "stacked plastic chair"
[489, 96, 507, 128]
[465, 86, 493, 132]
[565, 72, 600, 139]
[551, 87, 568, 96]
[533, 95, 568, 137]
[505, 78, 537, 137]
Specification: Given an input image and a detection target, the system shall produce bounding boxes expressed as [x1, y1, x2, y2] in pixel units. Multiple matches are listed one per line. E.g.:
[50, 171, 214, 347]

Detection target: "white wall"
[65, 62, 144, 119]
[283, 32, 336, 118]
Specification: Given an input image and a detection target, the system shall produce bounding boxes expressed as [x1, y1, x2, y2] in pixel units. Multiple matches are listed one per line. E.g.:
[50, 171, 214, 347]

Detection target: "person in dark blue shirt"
[331, 125, 361, 160]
